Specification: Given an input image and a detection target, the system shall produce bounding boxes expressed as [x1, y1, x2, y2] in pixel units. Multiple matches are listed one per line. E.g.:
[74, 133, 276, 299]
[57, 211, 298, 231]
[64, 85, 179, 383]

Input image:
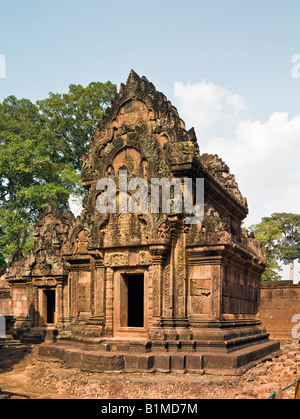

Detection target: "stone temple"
[0, 70, 280, 374]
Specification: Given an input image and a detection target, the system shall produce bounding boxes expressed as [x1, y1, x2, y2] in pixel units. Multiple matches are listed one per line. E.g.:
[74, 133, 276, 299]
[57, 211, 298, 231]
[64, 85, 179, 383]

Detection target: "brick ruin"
[0, 70, 280, 373]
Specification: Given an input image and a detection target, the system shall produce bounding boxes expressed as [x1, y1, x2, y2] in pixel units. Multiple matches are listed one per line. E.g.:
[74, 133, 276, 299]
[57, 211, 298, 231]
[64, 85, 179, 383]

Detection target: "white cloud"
[174, 80, 300, 283]
[173, 81, 300, 227]
[174, 80, 246, 131]
[208, 112, 300, 225]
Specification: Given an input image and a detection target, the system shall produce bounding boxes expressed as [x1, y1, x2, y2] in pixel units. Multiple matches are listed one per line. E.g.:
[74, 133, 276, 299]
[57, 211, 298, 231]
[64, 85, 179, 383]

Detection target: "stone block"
[167, 340, 179, 351]
[155, 354, 171, 372]
[117, 343, 130, 352]
[137, 354, 154, 371]
[98, 343, 111, 352]
[103, 354, 124, 371]
[124, 354, 138, 371]
[171, 354, 186, 372]
[151, 340, 167, 352]
[64, 350, 82, 368]
[186, 354, 203, 372]
[81, 352, 102, 371]
[180, 340, 195, 352]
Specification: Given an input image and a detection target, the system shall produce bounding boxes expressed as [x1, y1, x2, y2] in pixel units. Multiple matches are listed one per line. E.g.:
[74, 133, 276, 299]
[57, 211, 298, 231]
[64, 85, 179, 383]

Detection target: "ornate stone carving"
[199, 154, 248, 209]
[104, 252, 129, 267]
[73, 229, 90, 254]
[32, 277, 57, 287]
[137, 251, 151, 265]
[3, 71, 278, 374]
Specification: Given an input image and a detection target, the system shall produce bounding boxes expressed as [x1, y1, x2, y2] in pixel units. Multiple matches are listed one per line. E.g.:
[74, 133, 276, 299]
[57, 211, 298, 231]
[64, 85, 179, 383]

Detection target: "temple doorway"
[126, 274, 144, 327]
[114, 270, 147, 337]
[43, 290, 56, 324]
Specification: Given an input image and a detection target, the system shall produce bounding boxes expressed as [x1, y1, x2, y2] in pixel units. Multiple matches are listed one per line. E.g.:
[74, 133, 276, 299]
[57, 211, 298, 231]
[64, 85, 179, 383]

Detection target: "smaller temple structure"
[0, 71, 280, 374]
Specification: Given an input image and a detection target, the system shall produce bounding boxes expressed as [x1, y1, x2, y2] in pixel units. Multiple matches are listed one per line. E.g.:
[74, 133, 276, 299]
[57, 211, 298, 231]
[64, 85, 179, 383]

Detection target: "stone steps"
[38, 343, 204, 373]
[0, 336, 22, 347]
[38, 339, 281, 375]
[56, 332, 270, 354]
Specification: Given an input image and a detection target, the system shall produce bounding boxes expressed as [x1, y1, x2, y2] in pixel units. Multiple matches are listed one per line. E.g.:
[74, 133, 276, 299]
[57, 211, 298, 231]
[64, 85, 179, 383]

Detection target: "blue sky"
[1, 0, 300, 280]
[0, 0, 299, 114]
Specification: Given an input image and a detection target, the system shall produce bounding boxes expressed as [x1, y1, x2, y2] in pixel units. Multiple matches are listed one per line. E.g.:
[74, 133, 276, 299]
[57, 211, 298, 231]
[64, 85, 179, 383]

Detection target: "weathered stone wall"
[222, 266, 260, 316]
[0, 290, 11, 315]
[10, 287, 27, 317]
[259, 281, 300, 339]
[0, 274, 11, 315]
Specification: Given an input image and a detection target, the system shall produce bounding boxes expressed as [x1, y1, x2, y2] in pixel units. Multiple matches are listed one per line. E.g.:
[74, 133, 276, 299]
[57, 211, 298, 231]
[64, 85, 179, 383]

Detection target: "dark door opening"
[128, 275, 144, 327]
[44, 290, 56, 324]
[121, 274, 144, 328]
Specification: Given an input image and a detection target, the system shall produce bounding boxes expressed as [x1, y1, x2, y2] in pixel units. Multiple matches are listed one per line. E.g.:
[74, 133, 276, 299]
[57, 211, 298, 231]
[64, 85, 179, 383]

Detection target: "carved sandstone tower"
[5, 71, 280, 373]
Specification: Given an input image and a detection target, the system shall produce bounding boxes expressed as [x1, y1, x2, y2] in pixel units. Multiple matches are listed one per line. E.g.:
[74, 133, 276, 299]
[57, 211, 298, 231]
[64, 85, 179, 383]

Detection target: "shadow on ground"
[0, 344, 32, 373]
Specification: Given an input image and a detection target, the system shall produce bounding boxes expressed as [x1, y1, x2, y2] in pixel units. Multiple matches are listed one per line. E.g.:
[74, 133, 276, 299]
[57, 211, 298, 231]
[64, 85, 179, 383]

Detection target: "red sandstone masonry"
[3, 70, 280, 373]
[259, 281, 300, 339]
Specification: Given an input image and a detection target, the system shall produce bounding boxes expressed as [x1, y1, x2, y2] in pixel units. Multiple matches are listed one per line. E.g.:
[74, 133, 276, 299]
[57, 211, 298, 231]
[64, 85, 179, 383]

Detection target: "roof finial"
[126, 69, 141, 86]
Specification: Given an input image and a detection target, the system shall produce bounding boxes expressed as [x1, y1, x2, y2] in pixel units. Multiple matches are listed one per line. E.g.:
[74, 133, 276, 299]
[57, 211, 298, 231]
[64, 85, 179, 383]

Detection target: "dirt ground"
[0, 340, 299, 399]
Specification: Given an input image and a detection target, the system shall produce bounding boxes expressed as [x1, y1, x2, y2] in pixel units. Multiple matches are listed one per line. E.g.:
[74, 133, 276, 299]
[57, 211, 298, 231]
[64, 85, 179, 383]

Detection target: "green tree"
[266, 213, 300, 282]
[0, 226, 6, 268]
[249, 218, 283, 281]
[0, 81, 117, 262]
[0, 129, 80, 258]
[37, 81, 117, 170]
[250, 213, 300, 282]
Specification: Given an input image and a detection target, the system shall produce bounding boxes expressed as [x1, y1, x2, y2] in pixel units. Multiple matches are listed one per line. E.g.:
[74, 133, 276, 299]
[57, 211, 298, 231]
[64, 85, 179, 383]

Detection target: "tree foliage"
[269, 213, 300, 265]
[249, 218, 283, 281]
[250, 212, 300, 282]
[0, 81, 116, 263]
[37, 81, 117, 170]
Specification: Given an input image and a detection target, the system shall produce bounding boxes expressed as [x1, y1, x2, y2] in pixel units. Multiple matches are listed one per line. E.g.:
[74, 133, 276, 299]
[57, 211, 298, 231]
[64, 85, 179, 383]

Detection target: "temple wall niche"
[112, 147, 142, 175]
[77, 270, 91, 315]
[113, 99, 151, 126]
[188, 265, 212, 316]
[0, 294, 11, 315]
[11, 287, 27, 317]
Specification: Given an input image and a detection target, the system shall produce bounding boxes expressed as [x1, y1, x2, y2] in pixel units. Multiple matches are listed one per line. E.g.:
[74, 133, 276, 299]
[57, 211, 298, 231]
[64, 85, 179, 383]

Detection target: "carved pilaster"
[94, 261, 105, 322]
[70, 270, 78, 320]
[211, 264, 222, 320]
[104, 267, 114, 336]
[33, 285, 39, 327]
[56, 282, 63, 327]
[173, 230, 186, 319]
[149, 264, 161, 320]
[149, 244, 170, 322]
